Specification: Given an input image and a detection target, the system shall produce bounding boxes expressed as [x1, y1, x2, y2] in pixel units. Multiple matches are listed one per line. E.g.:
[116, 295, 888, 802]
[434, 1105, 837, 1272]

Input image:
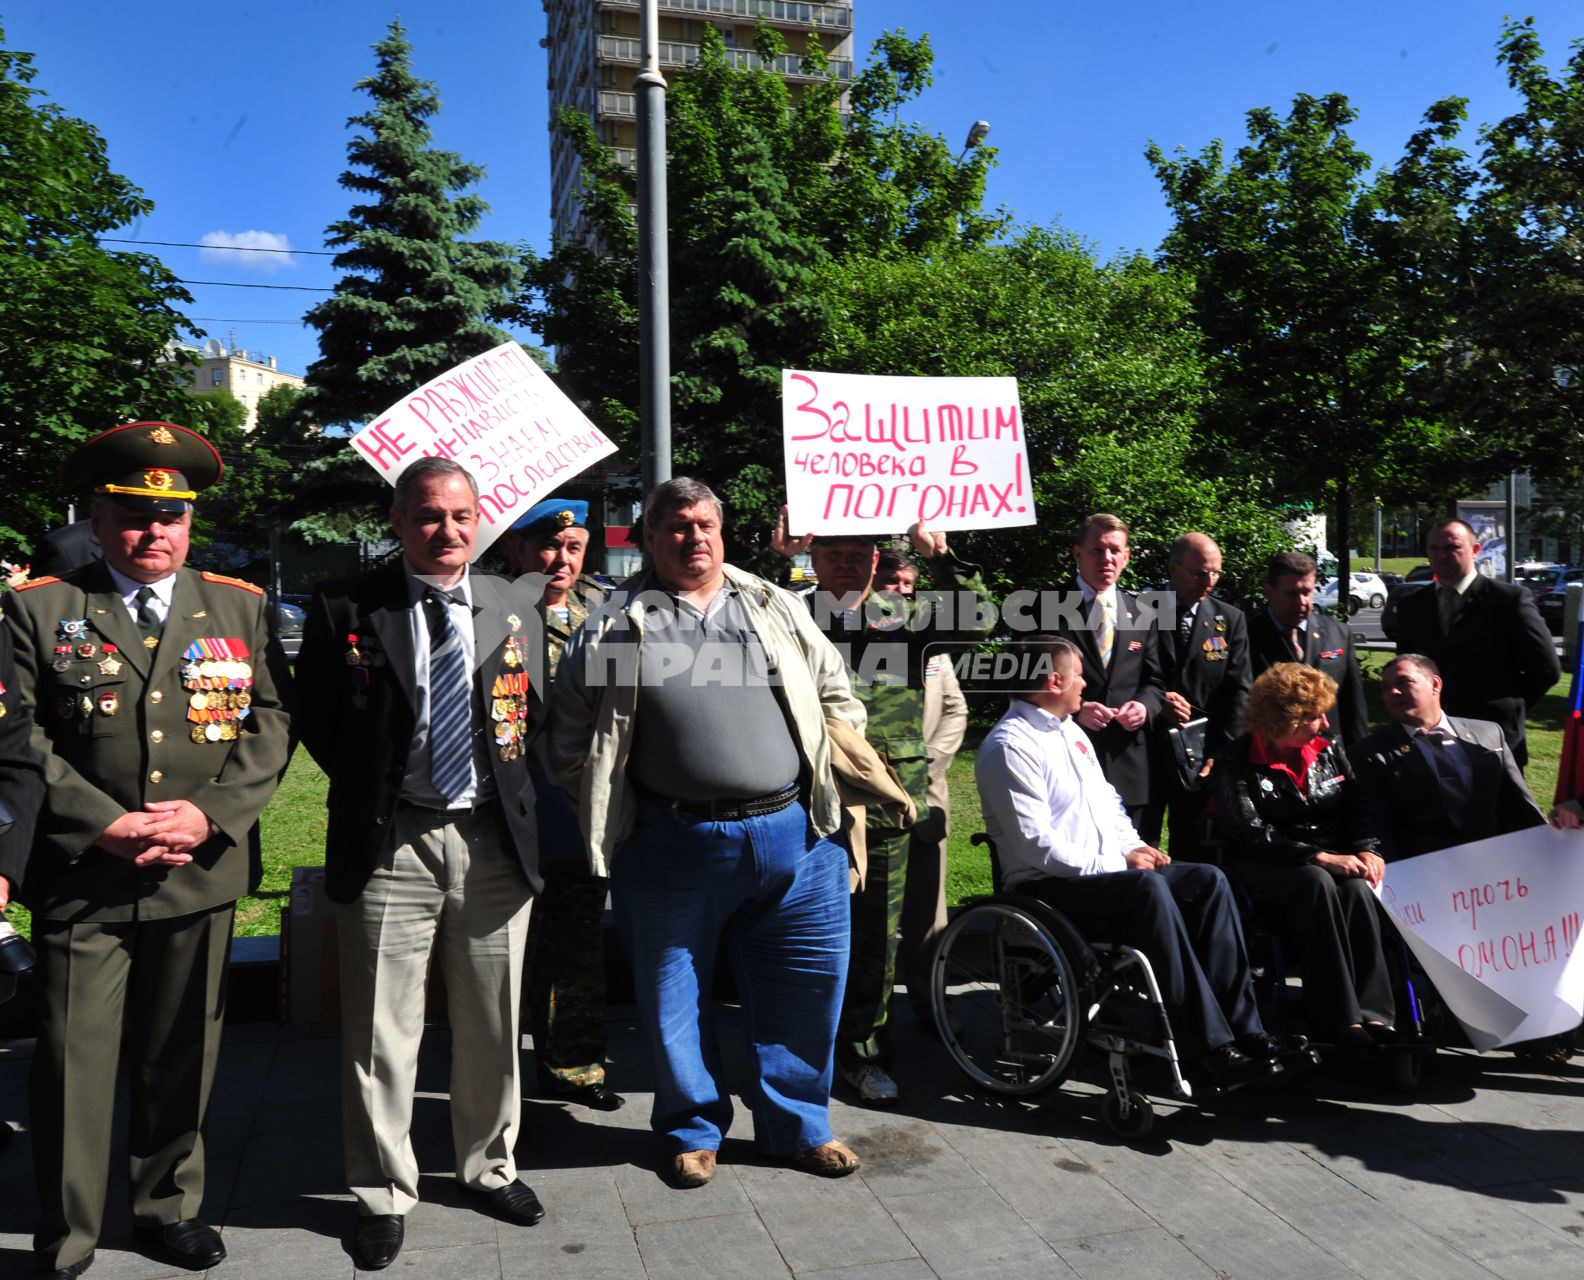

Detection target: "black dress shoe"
[352, 1214, 405, 1271]
[549, 1079, 626, 1111]
[134, 1219, 225, 1270]
[479, 1180, 545, 1226]
[1201, 1044, 1283, 1091]
[536, 1066, 626, 1111]
[31, 1249, 93, 1279]
[1236, 1031, 1311, 1061]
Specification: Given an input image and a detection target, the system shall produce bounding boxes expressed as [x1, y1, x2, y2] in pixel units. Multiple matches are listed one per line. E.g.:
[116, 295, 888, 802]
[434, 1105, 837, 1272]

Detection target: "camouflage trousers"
[524, 862, 611, 1087]
[837, 825, 910, 1070]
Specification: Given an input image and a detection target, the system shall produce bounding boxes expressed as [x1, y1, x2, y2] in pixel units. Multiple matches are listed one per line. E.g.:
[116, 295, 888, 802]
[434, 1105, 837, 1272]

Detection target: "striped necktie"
[425, 587, 474, 804]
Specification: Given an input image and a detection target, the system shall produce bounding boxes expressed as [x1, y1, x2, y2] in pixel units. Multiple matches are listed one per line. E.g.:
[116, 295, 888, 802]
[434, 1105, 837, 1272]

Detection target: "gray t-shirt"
[628, 585, 802, 803]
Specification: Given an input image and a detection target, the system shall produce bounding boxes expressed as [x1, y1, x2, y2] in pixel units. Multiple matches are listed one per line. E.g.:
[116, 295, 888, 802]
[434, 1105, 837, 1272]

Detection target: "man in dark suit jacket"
[0, 604, 43, 944]
[1352, 654, 1546, 860]
[8, 423, 292, 1279]
[1247, 551, 1369, 745]
[296, 457, 545, 1271]
[1141, 533, 1251, 858]
[1392, 519, 1560, 768]
[1051, 513, 1165, 827]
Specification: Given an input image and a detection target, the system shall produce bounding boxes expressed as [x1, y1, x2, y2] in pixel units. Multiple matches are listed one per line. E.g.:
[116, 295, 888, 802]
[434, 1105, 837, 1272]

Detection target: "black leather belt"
[639, 782, 800, 822]
[398, 795, 499, 818]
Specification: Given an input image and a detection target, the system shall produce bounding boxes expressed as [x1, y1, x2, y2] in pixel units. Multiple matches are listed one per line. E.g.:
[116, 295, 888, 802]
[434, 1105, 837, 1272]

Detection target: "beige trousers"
[337, 805, 533, 1216]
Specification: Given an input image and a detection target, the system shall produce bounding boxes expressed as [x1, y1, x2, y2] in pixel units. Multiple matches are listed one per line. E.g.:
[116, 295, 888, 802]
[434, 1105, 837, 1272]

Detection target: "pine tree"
[301, 20, 522, 430]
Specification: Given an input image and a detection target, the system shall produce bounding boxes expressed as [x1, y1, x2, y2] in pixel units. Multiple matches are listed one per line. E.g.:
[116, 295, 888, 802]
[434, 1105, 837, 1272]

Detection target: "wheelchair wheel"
[1101, 1088, 1155, 1139]
[930, 899, 1090, 1098]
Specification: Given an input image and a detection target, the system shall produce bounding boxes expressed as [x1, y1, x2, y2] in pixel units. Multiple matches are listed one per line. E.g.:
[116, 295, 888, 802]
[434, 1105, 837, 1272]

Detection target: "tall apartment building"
[542, 0, 856, 245]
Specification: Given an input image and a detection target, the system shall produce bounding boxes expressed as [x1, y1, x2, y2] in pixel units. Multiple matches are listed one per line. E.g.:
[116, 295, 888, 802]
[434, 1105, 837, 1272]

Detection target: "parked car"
[1316, 571, 1387, 616]
[1515, 562, 1567, 597]
[1536, 566, 1584, 635]
[271, 598, 306, 661]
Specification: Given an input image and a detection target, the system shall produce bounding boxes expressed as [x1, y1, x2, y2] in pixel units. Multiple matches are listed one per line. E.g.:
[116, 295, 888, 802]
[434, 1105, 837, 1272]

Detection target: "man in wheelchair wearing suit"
[976, 635, 1297, 1090]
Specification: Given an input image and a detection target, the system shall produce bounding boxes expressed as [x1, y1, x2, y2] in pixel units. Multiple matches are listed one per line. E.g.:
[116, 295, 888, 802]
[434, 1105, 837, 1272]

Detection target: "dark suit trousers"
[1231, 861, 1394, 1031]
[31, 906, 234, 1270]
[1022, 863, 1262, 1065]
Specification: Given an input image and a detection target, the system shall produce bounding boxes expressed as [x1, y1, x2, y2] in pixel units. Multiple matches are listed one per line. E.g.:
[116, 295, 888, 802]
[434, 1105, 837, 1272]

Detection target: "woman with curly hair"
[1215, 663, 1394, 1045]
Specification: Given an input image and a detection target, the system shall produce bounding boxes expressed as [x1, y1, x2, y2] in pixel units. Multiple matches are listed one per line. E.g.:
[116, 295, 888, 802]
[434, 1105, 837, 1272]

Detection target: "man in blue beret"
[502, 497, 624, 1110]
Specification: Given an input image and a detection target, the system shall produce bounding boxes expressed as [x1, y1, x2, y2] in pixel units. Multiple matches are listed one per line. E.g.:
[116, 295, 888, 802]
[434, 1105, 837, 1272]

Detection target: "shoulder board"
[200, 572, 265, 596]
[13, 575, 61, 592]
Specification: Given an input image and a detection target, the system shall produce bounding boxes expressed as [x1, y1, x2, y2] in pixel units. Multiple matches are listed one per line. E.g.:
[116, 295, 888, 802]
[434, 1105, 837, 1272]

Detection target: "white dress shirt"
[106, 563, 176, 626]
[399, 561, 491, 808]
[975, 698, 1143, 888]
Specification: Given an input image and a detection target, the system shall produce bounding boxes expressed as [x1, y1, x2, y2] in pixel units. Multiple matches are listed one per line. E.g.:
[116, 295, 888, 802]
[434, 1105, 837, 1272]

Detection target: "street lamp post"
[636, 0, 671, 495]
[957, 119, 991, 163]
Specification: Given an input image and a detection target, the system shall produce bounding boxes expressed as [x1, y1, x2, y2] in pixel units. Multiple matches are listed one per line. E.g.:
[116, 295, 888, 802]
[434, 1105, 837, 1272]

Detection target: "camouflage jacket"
[806, 552, 993, 828]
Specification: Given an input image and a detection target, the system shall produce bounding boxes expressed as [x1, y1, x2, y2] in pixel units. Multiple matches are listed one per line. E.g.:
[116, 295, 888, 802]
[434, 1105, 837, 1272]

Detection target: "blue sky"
[4, 1, 1580, 380]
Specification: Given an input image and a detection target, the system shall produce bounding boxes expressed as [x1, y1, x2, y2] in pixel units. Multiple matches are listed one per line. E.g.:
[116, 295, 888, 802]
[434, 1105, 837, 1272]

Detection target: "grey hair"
[393, 457, 479, 510]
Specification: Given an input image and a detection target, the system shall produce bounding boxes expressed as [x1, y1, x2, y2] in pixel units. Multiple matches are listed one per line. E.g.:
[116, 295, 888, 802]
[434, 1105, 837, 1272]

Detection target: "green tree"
[1148, 92, 1486, 593]
[302, 19, 523, 433]
[0, 25, 196, 554]
[1462, 18, 1584, 511]
[512, 24, 1002, 543]
[817, 228, 1288, 597]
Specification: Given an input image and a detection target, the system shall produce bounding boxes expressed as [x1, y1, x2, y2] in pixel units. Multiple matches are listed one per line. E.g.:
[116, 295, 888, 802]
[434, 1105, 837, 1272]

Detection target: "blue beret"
[509, 498, 590, 536]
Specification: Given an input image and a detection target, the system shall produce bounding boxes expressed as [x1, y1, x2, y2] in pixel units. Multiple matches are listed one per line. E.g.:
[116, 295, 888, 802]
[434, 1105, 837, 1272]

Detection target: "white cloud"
[198, 230, 296, 272]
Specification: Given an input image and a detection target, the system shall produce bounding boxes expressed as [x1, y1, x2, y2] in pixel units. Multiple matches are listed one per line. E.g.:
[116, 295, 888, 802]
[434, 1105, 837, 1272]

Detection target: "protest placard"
[782, 370, 1036, 535]
[1377, 826, 1584, 1049]
[349, 341, 618, 559]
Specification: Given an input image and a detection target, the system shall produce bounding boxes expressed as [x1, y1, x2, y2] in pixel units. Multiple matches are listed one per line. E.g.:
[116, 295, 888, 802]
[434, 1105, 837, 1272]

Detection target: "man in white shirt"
[975, 635, 1288, 1087]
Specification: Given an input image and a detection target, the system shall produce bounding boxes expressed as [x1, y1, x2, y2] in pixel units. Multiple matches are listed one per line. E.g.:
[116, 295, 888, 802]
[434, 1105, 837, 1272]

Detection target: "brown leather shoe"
[671, 1149, 717, 1188]
[789, 1139, 861, 1177]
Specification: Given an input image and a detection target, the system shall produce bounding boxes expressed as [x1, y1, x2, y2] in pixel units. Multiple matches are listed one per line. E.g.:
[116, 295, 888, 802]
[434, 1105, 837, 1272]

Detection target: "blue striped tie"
[425, 588, 473, 804]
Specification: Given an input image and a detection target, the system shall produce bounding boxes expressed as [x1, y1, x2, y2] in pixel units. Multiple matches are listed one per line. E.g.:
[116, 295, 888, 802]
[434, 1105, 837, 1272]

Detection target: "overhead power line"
[102, 237, 340, 257]
[177, 278, 334, 293]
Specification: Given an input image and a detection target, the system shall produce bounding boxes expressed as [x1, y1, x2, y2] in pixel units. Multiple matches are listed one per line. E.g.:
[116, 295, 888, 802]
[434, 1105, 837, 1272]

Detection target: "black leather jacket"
[1214, 734, 1377, 866]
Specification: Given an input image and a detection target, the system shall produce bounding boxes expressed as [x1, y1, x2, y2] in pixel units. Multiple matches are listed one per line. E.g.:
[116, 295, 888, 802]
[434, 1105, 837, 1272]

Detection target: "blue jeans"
[610, 797, 850, 1155]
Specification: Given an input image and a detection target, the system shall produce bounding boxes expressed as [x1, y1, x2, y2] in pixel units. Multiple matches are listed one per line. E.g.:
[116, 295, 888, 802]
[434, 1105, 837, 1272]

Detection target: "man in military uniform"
[500, 497, 623, 1111]
[7, 422, 292, 1279]
[773, 509, 993, 1106]
[1140, 532, 1251, 859]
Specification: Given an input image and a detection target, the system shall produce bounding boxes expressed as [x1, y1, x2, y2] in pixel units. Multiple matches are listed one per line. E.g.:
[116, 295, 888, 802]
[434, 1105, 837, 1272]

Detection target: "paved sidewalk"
[2, 1002, 1584, 1279]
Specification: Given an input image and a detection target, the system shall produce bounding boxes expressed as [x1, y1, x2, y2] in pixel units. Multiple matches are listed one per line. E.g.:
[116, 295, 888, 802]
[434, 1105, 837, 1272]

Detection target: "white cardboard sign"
[781, 369, 1035, 535]
[1378, 826, 1584, 1049]
[349, 341, 617, 559]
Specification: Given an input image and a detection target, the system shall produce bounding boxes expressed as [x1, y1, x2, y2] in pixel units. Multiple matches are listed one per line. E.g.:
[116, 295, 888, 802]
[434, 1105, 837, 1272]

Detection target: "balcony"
[599, 89, 637, 119]
[598, 0, 852, 30]
[598, 35, 853, 80]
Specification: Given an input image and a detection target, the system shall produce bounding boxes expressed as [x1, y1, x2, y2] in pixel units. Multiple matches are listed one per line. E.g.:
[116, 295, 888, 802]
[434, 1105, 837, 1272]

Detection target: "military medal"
[60, 618, 86, 638]
[97, 691, 119, 716]
[58, 696, 76, 720]
[52, 658, 70, 672]
[79, 695, 93, 717]
[98, 655, 122, 676]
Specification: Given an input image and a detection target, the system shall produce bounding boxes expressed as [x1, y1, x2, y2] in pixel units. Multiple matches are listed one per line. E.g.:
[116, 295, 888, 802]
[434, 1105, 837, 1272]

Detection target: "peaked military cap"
[61, 421, 223, 514]
[510, 497, 590, 537]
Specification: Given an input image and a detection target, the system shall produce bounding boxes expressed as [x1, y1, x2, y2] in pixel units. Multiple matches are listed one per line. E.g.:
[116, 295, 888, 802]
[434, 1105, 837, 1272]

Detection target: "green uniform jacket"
[809, 553, 993, 829]
[7, 562, 293, 921]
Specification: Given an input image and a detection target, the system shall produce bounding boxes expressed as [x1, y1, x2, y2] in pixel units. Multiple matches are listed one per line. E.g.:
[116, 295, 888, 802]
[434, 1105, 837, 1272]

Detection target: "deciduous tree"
[0, 25, 196, 554]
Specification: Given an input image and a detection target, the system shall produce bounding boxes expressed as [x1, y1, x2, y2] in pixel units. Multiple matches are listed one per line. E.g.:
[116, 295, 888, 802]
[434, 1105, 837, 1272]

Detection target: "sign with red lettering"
[349, 341, 618, 559]
[1378, 827, 1584, 1049]
[781, 370, 1036, 535]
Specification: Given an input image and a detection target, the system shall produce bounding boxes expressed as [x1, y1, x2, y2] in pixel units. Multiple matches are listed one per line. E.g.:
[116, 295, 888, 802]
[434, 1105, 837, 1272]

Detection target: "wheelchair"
[928, 834, 1195, 1139]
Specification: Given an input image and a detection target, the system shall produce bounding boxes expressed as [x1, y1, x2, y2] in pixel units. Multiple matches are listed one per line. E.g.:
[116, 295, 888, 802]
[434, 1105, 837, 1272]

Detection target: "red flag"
[1557, 613, 1584, 807]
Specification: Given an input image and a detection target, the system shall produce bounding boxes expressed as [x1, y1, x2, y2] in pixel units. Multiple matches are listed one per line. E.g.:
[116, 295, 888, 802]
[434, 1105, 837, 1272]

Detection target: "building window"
[211, 368, 224, 386]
